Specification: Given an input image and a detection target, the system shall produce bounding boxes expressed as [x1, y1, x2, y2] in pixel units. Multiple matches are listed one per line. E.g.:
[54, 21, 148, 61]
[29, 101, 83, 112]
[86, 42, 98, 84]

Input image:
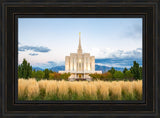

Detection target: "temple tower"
[59, 32, 102, 80]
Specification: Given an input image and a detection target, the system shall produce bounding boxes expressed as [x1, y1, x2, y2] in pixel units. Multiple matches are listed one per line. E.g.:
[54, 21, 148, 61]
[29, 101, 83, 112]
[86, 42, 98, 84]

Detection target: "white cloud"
[85, 47, 142, 59]
[96, 63, 131, 68]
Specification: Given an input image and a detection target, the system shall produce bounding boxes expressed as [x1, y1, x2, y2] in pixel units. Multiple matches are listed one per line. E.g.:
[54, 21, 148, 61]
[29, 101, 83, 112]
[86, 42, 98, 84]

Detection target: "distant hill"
[95, 58, 142, 68]
[95, 65, 124, 73]
[50, 66, 65, 72]
[95, 65, 111, 73]
[32, 67, 44, 71]
[32, 65, 125, 73]
[32, 58, 141, 72]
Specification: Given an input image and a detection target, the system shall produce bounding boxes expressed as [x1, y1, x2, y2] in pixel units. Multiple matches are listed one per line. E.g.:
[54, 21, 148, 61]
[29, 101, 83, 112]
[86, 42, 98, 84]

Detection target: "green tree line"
[90, 61, 142, 81]
[18, 59, 142, 81]
[18, 59, 70, 81]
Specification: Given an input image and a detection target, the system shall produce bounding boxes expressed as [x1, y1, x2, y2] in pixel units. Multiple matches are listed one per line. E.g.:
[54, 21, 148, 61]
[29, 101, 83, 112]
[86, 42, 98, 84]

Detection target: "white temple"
[59, 32, 102, 80]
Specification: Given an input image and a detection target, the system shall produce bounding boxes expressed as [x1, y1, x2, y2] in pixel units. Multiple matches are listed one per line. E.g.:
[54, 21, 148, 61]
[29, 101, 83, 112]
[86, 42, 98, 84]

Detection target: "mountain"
[33, 61, 65, 69]
[95, 58, 142, 68]
[95, 65, 124, 73]
[32, 67, 44, 71]
[50, 66, 65, 72]
[95, 65, 111, 73]
[33, 66, 65, 72]
[32, 65, 124, 73]
[32, 57, 142, 72]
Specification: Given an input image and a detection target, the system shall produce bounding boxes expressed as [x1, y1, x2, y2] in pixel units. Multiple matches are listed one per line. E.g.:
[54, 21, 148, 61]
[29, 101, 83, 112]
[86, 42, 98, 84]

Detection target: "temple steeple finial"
[78, 32, 82, 54]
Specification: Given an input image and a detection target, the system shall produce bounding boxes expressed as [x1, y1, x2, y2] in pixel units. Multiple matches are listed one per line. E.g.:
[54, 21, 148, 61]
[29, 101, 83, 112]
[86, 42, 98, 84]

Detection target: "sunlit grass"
[18, 78, 142, 101]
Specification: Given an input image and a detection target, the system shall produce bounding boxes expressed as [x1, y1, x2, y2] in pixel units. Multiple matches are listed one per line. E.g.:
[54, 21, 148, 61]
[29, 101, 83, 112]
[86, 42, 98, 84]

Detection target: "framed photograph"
[0, 0, 159, 117]
[18, 18, 143, 101]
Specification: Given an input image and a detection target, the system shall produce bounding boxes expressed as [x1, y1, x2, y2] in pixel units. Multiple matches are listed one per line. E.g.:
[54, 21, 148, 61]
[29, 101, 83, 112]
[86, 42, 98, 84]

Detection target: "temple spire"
[78, 32, 82, 54]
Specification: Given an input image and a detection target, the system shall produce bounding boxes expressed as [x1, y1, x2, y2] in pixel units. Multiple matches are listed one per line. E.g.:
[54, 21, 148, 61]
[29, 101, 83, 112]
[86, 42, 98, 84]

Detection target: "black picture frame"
[0, 0, 159, 117]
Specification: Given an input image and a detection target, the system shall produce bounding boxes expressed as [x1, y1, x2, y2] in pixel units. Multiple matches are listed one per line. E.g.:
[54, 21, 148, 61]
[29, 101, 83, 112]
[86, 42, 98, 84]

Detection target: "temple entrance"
[79, 74, 82, 78]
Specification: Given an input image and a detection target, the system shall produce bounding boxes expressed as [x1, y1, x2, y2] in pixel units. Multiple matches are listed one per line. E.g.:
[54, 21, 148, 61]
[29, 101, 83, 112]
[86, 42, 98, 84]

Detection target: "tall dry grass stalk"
[57, 80, 69, 98]
[120, 81, 134, 96]
[45, 80, 58, 96]
[110, 84, 122, 100]
[26, 78, 39, 100]
[18, 78, 142, 100]
[69, 81, 84, 96]
[18, 79, 29, 98]
[99, 83, 109, 100]
[84, 82, 97, 98]
[38, 79, 49, 90]
[132, 80, 143, 96]
[18, 78, 39, 100]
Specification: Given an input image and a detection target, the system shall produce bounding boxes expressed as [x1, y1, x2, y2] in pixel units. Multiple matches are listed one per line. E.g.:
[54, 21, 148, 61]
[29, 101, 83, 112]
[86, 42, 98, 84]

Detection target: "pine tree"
[139, 66, 143, 80]
[44, 69, 49, 79]
[130, 61, 140, 80]
[108, 67, 116, 75]
[123, 67, 128, 74]
[18, 58, 32, 79]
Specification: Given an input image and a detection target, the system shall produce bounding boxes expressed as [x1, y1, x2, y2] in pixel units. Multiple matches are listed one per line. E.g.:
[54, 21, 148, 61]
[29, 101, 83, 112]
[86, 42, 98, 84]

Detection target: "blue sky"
[18, 18, 142, 68]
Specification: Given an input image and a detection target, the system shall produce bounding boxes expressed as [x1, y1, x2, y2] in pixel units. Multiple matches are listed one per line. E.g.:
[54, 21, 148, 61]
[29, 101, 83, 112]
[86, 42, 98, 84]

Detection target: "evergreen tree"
[123, 67, 128, 74]
[108, 67, 116, 75]
[18, 65, 22, 78]
[139, 66, 143, 80]
[130, 61, 140, 80]
[49, 70, 53, 73]
[44, 69, 50, 79]
[18, 58, 32, 79]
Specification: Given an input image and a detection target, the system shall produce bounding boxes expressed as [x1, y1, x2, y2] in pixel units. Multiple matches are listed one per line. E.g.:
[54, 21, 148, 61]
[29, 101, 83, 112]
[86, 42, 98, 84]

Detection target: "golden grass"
[99, 84, 109, 100]
[45, 80, 58, 96]
[120, 81, 134, 95]
[18, 78, 39, 100]
[84, 83, 97, 97]
[57, 80, 69, 98]
[132, 80, 143, 96]
[18, 78, 143, 100]
[68, 81, 84, 96]
[18, 79, 29, 98]
[38, 79, 49, 90]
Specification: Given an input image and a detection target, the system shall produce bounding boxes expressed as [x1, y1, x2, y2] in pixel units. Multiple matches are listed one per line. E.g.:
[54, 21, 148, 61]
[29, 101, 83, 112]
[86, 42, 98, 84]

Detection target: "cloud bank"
[29, 53, 39, 56]
[95, 57, 142, 68]
[88, 47, 142, 68]
[29, 48, 142, 68]
[32, 61, 65, 69]
[19, 45, 51, 53]
[89, 48, 142, 59]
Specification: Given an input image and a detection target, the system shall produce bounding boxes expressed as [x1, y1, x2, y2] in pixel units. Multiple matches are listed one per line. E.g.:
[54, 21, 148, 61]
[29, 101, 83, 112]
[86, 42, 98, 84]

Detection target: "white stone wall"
[65, 56, 70, 71]
[65, 53, 97, 73]
[90, 56, 95, 71]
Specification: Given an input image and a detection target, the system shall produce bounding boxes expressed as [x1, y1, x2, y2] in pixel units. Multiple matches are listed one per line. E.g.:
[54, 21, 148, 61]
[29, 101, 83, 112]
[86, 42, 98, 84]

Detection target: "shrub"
[35, 70, 44, 80]
[49, 72, 61, 80]
[124, 70, 133, 80]
[101, 72, 112, 81]
[113, 71, 124, 80]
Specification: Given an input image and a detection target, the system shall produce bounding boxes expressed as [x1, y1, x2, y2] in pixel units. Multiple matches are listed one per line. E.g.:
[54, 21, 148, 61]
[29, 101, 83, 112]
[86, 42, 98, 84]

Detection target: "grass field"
[18, 78, 142, 100]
